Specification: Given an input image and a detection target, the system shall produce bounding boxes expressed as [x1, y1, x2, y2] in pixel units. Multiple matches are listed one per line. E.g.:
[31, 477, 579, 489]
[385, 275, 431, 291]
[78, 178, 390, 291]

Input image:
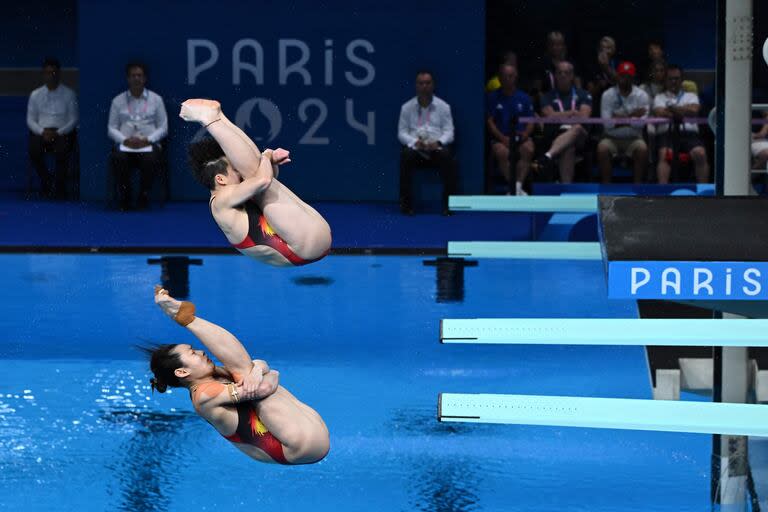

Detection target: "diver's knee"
[297, 429, 330, 463]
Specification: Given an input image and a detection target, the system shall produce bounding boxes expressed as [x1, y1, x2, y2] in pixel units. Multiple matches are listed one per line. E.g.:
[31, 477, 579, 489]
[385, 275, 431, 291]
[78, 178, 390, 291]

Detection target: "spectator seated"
[105, 139, 169, 209]
[397, 70, 458, 215]
[596, 61, 650, 184]
[106, 61, 168, 210]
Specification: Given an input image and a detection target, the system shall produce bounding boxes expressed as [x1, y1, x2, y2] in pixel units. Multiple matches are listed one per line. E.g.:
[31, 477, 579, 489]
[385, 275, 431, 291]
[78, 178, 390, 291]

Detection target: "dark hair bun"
[188, 137, 225, 174]
[150, 377, 168, 394]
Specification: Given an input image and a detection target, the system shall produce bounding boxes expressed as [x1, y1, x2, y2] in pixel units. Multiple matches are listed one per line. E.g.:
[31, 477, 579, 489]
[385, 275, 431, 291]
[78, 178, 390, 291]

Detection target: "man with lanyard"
[397, 70, 457, 216]
[652, 64, 708, 184]
[486, 63, 535, 195]
[27, 57, 78, 199]
[108, 62, 168, 210]
[536, 61, 592, 183]
[596, 61, 650, 183]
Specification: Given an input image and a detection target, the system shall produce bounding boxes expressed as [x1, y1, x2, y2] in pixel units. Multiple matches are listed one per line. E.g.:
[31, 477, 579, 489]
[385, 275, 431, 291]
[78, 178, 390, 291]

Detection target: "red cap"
[617, 61, 636, 76]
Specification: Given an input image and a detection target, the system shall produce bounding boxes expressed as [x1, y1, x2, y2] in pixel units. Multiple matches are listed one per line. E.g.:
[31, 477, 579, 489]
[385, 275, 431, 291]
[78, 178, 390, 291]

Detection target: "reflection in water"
[22, 272, 54, 283]
[423, 258, 478, 303]
[292, 276, 335, 286]
[410, 455, 480, 512]
[147, 256, 203, 299]
[388, 408, 480, 511]
[390, 407, 475, 436]
[711, 434, 760, 510]
[101, 409, 196, 512]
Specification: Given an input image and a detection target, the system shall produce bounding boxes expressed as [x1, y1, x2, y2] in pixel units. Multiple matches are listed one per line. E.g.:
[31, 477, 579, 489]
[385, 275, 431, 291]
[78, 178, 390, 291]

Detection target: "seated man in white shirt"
[397, 71, 457, 216]
[108, 62, 168, 210]
[27, 57, 78, 199]
[652, 64, 708, 184]
[596, 61, 650, 183]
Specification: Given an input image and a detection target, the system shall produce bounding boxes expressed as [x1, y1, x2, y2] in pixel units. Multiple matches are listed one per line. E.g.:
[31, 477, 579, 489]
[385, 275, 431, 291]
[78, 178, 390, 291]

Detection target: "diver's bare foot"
[154, 286, 181, 318]
[179, 99, 221, 126]
[154, 286, 197, 326]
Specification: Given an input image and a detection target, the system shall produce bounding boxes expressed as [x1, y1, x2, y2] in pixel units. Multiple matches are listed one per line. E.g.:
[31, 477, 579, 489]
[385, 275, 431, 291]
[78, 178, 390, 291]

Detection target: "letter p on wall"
[631, 267, 650, 294]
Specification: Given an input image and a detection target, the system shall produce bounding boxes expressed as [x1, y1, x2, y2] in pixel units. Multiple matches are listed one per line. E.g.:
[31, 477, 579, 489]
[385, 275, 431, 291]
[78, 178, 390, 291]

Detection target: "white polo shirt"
[653, 90, 700, 134]
[107, 88, 168, 144]
[27, 84, 79, 135]
[397, 95, 455, 148]
[600, 85, 650, 139]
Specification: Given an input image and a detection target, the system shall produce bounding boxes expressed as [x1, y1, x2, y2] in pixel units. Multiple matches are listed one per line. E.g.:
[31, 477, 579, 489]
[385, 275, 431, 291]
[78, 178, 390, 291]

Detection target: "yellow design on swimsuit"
[225, 402, 290, 464]
[249, 406, 269, 437]
[258, 215, 277, 237]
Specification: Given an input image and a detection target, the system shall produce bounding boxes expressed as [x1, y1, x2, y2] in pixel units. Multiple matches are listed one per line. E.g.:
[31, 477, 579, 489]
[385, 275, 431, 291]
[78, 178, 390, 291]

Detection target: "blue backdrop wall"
[662, 0, 717, 69]
[78, 0, 486, 201]
[1, 4, 78, 67]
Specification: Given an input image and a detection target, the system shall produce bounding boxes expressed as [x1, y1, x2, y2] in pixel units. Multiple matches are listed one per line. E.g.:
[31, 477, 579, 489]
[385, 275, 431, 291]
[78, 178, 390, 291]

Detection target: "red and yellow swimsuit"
[225, 401, 289, 465]
[192, 382, 289, 465]
[211, 196, 328, 266]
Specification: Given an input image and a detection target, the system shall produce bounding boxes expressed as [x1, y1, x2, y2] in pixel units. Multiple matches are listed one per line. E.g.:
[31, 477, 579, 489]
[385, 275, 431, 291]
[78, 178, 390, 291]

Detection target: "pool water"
[0, 254, 712, 511]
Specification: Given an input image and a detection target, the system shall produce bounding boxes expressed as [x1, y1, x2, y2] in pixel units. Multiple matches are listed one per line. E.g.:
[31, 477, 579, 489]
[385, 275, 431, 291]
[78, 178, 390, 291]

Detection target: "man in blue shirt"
[537, 61, 593, 183]
[486, 63, 535, 195]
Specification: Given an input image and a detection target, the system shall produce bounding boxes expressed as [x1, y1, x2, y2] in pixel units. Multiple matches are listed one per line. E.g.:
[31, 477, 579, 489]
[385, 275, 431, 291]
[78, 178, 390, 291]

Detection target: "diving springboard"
[438, 393, 768, 436]
[448, 195, 597, 212]
[447, 241, 601, 260]
[440, 318, 768, 346]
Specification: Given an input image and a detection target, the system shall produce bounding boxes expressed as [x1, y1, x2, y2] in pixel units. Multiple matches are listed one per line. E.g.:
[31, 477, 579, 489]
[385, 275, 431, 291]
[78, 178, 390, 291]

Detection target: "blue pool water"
[0, 254, 712, 511]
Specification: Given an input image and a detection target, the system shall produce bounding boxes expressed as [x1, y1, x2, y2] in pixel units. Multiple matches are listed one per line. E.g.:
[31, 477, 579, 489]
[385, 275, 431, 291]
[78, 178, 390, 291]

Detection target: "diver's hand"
[238, 363, 279, 401]
[270, 148, 291, 165]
